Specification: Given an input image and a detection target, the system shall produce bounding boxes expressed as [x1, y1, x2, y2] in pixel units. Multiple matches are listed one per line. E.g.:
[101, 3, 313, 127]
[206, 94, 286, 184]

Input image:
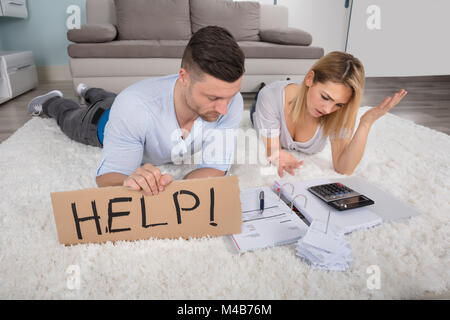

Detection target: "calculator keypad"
[309, 183, 359, 201]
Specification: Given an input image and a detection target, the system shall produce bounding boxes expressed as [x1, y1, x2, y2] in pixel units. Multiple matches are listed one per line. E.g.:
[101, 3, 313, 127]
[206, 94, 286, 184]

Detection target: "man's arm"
[97, 167, 224, 189]
[183, 167, 226, 180]
[96, 172, 128, 188]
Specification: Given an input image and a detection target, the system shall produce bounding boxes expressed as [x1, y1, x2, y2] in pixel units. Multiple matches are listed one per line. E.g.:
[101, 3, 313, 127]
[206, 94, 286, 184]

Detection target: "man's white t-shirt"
[96, 74, 243, 177]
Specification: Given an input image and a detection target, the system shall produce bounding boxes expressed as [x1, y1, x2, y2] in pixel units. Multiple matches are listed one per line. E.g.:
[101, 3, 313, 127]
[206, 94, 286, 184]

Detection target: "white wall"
[236, 0, 351, 53]
[347, 0, 450, 76]
[237, 0, 450, 77]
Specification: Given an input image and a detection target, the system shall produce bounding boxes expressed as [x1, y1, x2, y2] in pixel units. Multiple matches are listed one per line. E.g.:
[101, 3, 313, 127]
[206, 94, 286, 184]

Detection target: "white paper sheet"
[231, 187, 308, 252]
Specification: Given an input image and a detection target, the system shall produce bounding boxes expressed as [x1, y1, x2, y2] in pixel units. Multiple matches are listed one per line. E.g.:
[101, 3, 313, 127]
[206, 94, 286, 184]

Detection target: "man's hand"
[123, 163, 172, 196]
[269, 149, 303, 178]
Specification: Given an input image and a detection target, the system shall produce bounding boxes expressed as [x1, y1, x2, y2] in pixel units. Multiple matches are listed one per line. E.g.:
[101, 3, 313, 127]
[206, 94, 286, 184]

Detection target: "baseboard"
[36, 65, 72, 83]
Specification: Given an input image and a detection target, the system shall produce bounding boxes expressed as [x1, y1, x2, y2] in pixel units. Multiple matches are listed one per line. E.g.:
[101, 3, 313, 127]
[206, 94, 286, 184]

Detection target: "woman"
[250, 51, 407, 177]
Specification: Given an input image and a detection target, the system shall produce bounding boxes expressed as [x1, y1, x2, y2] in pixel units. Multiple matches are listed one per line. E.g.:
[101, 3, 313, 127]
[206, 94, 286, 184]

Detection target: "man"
[27, 26, 245, 196]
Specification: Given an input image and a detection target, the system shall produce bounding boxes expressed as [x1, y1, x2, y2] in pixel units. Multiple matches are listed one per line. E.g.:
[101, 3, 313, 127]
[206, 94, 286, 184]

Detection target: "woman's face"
[304, 71, 353, 118]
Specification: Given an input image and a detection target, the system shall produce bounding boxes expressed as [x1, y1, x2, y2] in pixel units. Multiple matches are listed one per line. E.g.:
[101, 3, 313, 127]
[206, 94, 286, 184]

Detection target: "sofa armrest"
[260, 27, 313, 46]
[67, 23, 117, 43]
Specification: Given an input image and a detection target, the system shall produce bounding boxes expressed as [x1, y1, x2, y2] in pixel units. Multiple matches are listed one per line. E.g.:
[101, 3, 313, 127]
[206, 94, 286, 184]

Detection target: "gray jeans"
[43, 88, 116, 147]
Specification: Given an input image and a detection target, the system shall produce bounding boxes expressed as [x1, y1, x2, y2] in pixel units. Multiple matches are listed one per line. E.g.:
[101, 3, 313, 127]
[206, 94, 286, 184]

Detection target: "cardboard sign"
[50, 175, 242, 245]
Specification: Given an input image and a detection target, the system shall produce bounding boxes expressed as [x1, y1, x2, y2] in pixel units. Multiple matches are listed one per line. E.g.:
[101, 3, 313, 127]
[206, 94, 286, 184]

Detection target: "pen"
[325, 211, 331, 234]
[259, 190, 264, 214]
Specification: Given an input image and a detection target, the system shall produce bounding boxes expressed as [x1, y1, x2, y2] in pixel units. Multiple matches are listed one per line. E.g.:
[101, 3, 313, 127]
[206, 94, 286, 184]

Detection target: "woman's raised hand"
[360, 89, 408, 127]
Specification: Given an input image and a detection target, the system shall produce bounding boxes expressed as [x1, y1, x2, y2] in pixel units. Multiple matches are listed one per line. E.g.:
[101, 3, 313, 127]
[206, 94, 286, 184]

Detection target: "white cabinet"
[0, 0, 28, 18]
[0, 51, 38, 105]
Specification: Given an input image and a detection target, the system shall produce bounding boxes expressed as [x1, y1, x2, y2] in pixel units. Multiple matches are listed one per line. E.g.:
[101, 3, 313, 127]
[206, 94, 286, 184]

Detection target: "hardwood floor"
[244, 75, 450, 135]
[1, 76, 449, 143]
[0, 81, 78, 143]
[362, 76, 450, 135]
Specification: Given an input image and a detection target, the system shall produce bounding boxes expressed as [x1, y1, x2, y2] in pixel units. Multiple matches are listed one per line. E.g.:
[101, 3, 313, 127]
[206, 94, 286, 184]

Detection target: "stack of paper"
[296, 220, 352, 271]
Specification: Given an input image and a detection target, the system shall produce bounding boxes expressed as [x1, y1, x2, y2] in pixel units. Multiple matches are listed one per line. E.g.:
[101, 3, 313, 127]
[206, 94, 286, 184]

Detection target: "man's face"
[183, 71, 242, 122]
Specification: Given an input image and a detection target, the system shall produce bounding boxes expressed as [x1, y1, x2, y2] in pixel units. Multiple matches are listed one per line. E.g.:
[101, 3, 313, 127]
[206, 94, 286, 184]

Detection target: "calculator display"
[332, 195, 374, 210]
[342, 196, 365, 204]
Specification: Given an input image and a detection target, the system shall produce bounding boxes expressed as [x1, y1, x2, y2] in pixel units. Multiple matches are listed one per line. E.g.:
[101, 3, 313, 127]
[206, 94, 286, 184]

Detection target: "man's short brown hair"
[181, 26, 245, 83]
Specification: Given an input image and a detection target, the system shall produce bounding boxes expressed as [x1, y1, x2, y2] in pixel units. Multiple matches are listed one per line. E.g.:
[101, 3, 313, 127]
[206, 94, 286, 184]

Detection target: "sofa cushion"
[68, 40, 189, 59]
[190, 0, 260, 41]
[260, 28, 313, 46]
[68, 40, 324, 59]
[114, 0, 191, 40]
[239, 41, 323, 59]
[67, 24, 117, 43]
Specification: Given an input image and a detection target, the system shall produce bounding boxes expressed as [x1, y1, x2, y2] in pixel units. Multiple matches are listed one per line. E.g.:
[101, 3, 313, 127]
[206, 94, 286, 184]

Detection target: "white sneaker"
[76, 83, 89, 98]
[27, 90, 63, 116]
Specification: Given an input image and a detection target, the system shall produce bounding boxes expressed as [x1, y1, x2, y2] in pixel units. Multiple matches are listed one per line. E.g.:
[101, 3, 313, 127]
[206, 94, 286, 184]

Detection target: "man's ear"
[179, 68, 190, 87]
[305, 70, 315, 88]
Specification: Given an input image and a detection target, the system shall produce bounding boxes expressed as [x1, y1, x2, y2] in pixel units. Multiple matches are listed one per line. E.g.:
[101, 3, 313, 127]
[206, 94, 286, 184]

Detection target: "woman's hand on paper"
[360, 89, 407, 128]
[269, 149, 303, 178]
[123, 163, 172, 196]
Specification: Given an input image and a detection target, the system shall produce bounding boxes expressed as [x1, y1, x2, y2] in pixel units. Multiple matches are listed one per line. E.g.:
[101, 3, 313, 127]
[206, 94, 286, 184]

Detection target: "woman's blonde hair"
[289, 51, 365, 139]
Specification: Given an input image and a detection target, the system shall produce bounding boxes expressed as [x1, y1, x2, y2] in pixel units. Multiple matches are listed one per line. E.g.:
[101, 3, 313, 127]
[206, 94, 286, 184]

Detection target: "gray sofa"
[67, 0, 324, 93]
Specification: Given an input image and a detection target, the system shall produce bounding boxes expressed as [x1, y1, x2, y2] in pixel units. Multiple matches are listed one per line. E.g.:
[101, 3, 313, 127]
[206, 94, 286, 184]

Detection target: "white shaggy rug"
[0, 107, 449, 299]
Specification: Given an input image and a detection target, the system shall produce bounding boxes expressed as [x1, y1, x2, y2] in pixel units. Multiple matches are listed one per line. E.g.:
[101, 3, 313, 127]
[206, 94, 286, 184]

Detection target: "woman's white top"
[253, 80, 327, 154]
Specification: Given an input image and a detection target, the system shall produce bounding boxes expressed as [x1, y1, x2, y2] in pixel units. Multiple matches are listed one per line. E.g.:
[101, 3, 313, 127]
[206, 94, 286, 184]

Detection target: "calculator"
[307, 182, 374, 211]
